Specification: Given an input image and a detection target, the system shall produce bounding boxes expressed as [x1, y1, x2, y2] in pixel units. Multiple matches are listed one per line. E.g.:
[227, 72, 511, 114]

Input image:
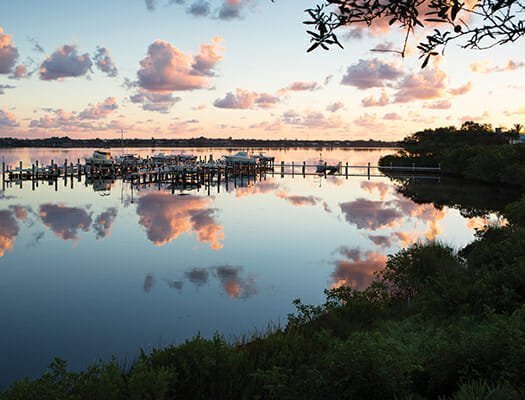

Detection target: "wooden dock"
[1, 157, 441, 193]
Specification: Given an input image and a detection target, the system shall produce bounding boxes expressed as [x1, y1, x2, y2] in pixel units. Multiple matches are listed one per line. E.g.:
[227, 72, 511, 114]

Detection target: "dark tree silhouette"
[301, 0, 524, 67]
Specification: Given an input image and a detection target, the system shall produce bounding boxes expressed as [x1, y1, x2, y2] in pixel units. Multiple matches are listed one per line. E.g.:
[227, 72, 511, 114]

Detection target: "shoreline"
[0, 137, 400, 149]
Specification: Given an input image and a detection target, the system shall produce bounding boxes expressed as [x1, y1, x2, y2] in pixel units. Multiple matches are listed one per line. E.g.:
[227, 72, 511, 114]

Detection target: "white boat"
[85, 150, 114, 166]
[223, 151, 256, 165]
[175, 154, 197, 162]
[115, 153, 140, 165]
[316, 159, 341, 175]
[253, 153, 275, 163]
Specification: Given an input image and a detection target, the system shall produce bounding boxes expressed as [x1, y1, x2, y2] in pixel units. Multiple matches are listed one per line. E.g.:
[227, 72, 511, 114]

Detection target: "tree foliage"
[302, 0, 525, 66]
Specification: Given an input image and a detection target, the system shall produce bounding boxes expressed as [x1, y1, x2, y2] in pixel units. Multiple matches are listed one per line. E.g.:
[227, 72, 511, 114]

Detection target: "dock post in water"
[19, 161, 23, 188]
[345, 162, 348, 179]
[367, 162, 371, 180]
[281, 161, 284, 178]
[291, 161, 294, 178]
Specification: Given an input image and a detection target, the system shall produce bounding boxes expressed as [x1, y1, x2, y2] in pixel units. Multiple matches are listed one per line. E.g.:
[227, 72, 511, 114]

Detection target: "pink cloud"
[341, 58, 403, 89]
[284, 81, 321, 91]
[448, 81, 472, 96]
[282, 110, 344, 129]
[326, 101, 344, 113]
[0, 109, 19, 128]
[79, 97, 118, 120]
[393, 64, 447, 103]
[424, 100, 452, 110]
[130, 89, 181, 113]
[361, 89, 390, 107]
[11, 64, 26, 78]
[354, 113, 382, 128]
[214, 88, 279, 109]
[368, 234, 392, 248]
[0, 27, 19, 74]
[93, 47, 117, 77]
[137, 37, 223, 91]
[470, 59, 525, 73]
[383, 112, 401, 120]
[39, 44, 92, 80]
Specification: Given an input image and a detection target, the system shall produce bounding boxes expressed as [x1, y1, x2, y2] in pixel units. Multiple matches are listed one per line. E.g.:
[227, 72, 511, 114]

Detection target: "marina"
[2, 150, 441, 193]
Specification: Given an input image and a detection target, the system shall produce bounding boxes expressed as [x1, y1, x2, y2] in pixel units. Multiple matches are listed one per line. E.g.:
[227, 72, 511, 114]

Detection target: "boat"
[85, 150, 114, 166]
[223, 151, 256, 165]
[253, 152, 275, 163]
[175, 154, 197, 163]
[115, 153, 140, 166]
[316, 158, 341, 175]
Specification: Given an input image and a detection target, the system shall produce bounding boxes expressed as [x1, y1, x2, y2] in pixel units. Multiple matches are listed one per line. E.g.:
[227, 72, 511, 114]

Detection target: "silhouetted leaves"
[297, 0, 524, 67]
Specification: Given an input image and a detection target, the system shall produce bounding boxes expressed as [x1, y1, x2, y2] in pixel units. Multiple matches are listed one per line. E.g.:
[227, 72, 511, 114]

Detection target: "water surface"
[0, 147, 505, 388]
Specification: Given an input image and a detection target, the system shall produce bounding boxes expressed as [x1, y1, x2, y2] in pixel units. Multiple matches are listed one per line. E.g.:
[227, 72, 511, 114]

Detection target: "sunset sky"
[1, 0, 524, 140]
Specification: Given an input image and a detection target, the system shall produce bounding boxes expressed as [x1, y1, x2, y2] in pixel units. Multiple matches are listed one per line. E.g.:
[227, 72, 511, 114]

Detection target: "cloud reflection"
[39, 204, 92, 240]
[360, 181, 389, 200]
[136, 192, 223, 250]
[162, 265, 257, 299]
[93, 207, 118, 239]
[144, 273, 154, 293]
[185, 267, 210, 286]
[331, 246, 387, 290]
[235, 180, 280, 198]
[0, 209, 19, 257]
[213, 265, 257, 299]
[276, 191, 321, 207]
[340, 198, 402, 230]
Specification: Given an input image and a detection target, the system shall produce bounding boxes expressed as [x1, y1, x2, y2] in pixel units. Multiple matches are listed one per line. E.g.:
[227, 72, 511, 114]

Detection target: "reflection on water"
[136, 191, 223, 250]
[0, 147, 509, 388]
[0, 209, 19, 256]
[331, 246, 387, 290]
[39, 204, 92, 240]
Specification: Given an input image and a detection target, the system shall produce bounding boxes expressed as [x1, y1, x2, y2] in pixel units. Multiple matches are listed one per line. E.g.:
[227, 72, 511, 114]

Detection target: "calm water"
[0, 147, 503, 388]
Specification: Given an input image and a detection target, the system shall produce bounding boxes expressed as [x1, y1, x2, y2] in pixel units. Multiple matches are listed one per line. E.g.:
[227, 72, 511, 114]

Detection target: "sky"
[0, 0, 524, 140]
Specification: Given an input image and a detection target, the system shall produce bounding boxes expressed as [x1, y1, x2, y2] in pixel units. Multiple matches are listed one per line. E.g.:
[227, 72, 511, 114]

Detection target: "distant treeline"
[0, 136, 399, 149]
[379, 122, 525, 189]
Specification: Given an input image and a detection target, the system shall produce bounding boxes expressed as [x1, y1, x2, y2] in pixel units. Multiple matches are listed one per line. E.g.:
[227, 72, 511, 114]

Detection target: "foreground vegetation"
[2, 124, 525, 399]
[3, 220, 524, 399]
